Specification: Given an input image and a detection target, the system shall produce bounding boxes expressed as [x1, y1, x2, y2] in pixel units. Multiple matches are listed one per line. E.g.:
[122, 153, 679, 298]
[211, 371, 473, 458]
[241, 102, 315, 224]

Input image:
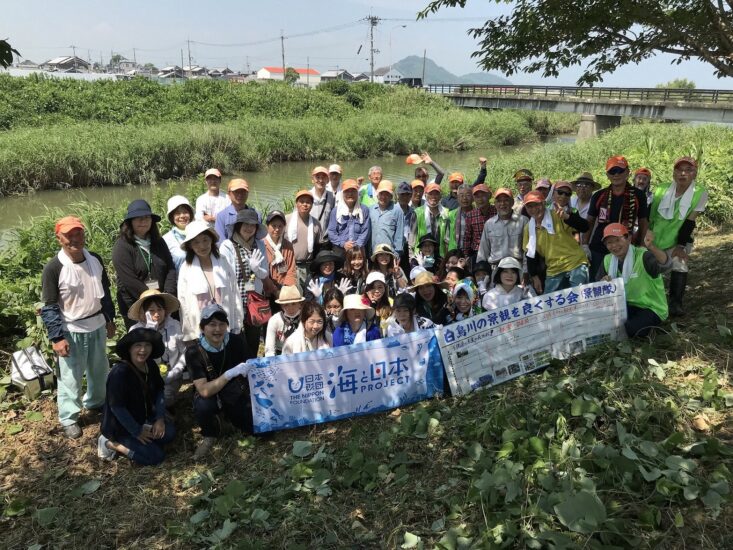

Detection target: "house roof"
[260, 66, 319, 75]
[45, 56, 90, 67]
[321, 69, 353, 78]
[374, 66, 403, 77]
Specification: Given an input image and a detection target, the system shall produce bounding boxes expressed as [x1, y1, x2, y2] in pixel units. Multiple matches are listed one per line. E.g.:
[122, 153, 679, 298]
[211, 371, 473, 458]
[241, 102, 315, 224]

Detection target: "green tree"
[418, 1, 733, 85]
[1, 39, 19, 68]
[284, 67, 299, 84]
[656, 78, 696, 89]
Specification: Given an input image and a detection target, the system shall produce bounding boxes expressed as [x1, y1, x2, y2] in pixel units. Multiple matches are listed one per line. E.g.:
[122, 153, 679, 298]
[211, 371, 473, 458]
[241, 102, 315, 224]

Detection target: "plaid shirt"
[463, 206, 497, 254]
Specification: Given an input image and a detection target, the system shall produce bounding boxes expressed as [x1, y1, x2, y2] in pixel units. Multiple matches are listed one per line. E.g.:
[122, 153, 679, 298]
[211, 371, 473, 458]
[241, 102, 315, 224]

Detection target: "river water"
[0, 136, 575, 234]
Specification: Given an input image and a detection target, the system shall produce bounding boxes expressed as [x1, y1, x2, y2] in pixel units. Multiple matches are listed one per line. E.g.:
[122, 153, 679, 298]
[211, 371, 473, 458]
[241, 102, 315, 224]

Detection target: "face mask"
[329, 314, 340, 324]
[145, 311, 161, 330]
[424, 256, 435, 268]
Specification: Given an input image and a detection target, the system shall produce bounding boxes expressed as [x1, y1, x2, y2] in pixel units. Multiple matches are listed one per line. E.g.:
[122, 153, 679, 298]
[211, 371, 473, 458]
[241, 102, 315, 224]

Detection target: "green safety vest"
[649, 182, 706, 250]
[414, 205, 450, 257]
[604, 245, 668, 320]
[446, 208, 459, 251]
[359, 184, 377, 208]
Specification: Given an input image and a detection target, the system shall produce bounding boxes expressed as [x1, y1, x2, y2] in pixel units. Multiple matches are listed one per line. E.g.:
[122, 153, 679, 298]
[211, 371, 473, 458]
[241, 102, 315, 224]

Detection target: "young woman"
[448, 279, 482, 323]
[386, 292, 434, 337]
[370, 243, 408, 297]
[220, 209, 269, 356]
[362, 271, 392, 328]
[177, 220, 243, 342]
[472, 260, 492, 301]
[112, 200, 177, 328]
[261, 210, 297, 309]
[436, 248, 466, 281]
[339, 245, 369, 295]
[98, 328, 175, 465]
[443, 267, 466, 295]
[282, 302, 331, 354]
[332, 294, 381, 346]
[411, 271, 451, 325]
[264, 286, 305, 357]
[128, 290, 186, 407]
[482, 257, 526, 311]
[304, 249, 350, 303]
[411, 233, 441, 275]
[162, 195, 194, 271]
[323, 287, 344, 333]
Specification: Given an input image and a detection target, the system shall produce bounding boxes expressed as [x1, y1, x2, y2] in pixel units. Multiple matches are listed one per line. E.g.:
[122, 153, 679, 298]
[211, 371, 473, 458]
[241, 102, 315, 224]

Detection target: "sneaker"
[97, 434, 117, 461]
[63, 423, 82, 439]
[193, 436, 216, 461]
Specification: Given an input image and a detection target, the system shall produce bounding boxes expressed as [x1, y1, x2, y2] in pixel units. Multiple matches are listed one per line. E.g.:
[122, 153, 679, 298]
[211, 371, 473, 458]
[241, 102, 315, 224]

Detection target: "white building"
[373, 67, 404, 85]
[256, 66, 321, 87]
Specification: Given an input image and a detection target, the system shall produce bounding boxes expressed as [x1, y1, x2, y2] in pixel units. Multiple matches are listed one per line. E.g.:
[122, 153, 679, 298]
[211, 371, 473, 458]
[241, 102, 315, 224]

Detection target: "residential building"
[373, 66, 404, 85]
[41, 56, 91, 72]
[256, 66, 321, 87]
[320, 69, 354, 82]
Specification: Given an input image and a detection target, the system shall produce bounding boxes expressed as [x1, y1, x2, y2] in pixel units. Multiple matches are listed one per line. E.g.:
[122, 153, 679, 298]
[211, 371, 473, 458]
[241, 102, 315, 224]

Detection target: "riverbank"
[1, 227, 731, 548]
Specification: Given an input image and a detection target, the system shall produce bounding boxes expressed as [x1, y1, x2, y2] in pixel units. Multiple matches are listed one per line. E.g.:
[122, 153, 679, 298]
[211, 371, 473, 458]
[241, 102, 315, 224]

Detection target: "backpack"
[11, 346, 55, 400]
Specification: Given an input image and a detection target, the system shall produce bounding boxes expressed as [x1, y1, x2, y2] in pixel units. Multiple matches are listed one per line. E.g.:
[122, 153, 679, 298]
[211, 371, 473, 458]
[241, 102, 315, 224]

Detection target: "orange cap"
[204, 168, 221, 178]
[605, 156, 629, 171]
[674, 156, 697, 169]
[472, 183, 490, 195]
[634, 167, 651, 177]
[448, 172, 464, 183]
[311, 166, 329, 176]
[55, 216, 85, 235]
[376, 180, 394, 195]
[523, 191, 545, 205]
[493, 187, 514, 199]
[406, 153, 422, 165]
[425, 183, 442, 194]
[410, 179, 425, 189]
[228, 178, 249, 192]
[554, 180, 573, 192]
[295, 189, 313, 201]
[341, 179, 359, 192]
[602, 223, 629, 240]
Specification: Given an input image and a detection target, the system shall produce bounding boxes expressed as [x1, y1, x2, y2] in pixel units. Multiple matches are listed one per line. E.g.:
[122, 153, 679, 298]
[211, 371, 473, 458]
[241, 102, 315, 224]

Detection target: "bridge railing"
[425, 84, 733, 104]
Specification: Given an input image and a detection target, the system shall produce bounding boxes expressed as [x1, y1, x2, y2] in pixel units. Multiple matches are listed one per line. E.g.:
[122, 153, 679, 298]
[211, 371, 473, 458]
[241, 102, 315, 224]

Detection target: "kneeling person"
[186, 304, 252, 460]
[598, 224, 671, 337]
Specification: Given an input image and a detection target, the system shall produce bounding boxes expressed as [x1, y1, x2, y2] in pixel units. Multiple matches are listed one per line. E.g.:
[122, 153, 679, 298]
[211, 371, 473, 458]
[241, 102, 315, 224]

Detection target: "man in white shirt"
[310, 166, 335, 234]
[195, 168, 230, 228]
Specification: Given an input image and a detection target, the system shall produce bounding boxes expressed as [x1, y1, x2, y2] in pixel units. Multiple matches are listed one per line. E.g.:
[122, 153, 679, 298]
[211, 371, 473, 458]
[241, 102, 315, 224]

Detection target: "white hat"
[365, 271, 387, 287]
[409, 266, 427, 281]
[180, 220, 219, 250]
[166, 195, 193, 218]
[493, 256, 523, 285]
[338, 294, 375, 323]
[328, 164, 342, 174]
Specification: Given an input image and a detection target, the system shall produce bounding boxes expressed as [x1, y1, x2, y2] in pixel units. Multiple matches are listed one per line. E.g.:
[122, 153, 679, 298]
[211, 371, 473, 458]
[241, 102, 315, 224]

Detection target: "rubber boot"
[668, 271, 687, 317]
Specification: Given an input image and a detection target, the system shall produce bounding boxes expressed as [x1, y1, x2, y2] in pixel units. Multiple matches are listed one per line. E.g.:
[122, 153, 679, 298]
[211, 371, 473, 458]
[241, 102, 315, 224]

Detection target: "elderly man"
[310, 166, 336, 229]
[570, 172, 600, 220]
[447, 183, 474, 253]
[286, 189, 324, 290]
[195, 168, 230, 228]
[414, 152, 446, 186]
[477, 188, 527, 276]
[369, 180, 404, 256]
[328, 164, 343, 203]
[409, 182, 450, 261]
[634, 167, 654, 207]
[462, 184, 497, 265]
[215, 178, 260, 245]
[410, 179, 425, 209]
[512, 168, 534, 215]
[523, 191, 590, 294]
[359, 165, 383, 207]
[396, 181, 415, 271]
[648, 156, 708, 316]
[41, 216, 116, 439]
[327, 179, 371, 254]
[584, 156, 649, 281]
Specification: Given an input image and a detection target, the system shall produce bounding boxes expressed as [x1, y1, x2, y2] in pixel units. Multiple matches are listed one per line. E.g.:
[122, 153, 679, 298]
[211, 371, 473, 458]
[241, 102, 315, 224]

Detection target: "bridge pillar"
[577, 114, 622, 140]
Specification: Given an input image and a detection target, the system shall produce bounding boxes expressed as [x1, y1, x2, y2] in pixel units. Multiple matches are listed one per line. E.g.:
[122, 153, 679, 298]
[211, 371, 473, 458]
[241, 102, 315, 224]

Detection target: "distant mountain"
[391, 55, 511, 85]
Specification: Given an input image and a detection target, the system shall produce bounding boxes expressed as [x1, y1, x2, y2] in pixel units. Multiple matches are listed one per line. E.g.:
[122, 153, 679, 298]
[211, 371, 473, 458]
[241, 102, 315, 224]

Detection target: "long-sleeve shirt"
[463, 206, 498, 257]
[284, 213, 323, 263]
[477, 213, 528, 266]
[214, 204, 261, 245]
[369, 202, 404, 254]
[327, 205, 371, 249]
[310, 189, 335, 233]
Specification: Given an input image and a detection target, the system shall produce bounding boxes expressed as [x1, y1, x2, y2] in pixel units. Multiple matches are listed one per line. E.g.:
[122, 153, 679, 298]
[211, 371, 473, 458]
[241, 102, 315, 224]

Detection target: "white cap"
[328, 164, 342, 174]
[365, 271, 386, 286]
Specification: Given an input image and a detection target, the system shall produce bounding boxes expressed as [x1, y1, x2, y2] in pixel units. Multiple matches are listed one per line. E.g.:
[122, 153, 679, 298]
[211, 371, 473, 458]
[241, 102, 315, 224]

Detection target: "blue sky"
[7, 0, 733, 88]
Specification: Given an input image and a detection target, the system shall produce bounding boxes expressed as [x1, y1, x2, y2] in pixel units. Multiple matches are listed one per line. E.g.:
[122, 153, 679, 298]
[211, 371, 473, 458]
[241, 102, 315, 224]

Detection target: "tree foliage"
[418, 1, 733, 85]
[284, 67, 299, 84]
[656, 78, 696, 89]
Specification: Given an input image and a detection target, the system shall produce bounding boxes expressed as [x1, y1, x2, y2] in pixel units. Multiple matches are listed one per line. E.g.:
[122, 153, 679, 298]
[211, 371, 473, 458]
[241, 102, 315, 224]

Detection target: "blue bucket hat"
[124, 199, 161, 223]
[397, 181, 412, 195]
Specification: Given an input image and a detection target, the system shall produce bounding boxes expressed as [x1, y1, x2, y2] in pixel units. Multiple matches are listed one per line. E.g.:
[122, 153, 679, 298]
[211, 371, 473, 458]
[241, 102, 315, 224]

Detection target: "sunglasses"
[555, 190, 572, 197]
[607, 167, 626, 175]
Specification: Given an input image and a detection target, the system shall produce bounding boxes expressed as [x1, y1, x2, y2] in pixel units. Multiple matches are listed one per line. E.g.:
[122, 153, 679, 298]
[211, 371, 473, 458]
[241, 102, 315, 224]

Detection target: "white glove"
[308, 279, 323, 300]
[224, 362, 249, 381]
[335, 278, 353, 295]
[166, 365, 184, 383]
[581, 244, 591, 259]
[144, 311, 159, 330]
[249, 248, 264, 272]
[477, 279, 487, 294]
[414, 250, 425, 266]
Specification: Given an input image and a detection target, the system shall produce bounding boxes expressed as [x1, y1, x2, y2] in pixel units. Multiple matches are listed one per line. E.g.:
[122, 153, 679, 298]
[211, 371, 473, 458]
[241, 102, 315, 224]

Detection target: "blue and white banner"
[246, 330, 444, 433]
[436, 279, 628, 396]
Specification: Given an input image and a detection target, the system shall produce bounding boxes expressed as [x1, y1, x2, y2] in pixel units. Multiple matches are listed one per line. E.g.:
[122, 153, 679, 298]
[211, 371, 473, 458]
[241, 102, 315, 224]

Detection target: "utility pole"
[421, 49, 427, 85]
[100, 52, 103, 73]
[180, 49, 185, 78]
[133, 48, 137, 66]
[187, 39, 193, 77]
[307, 56, 310, 87]
[280, 30, 286, 80]
[70, 45, 77, 70]
[367, 16, 380, 82]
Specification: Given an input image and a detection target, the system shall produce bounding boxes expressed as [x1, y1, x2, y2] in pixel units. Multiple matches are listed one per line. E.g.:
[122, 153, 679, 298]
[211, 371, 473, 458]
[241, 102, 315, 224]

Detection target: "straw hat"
[127, 289, 180, 321]
[409, 271, 448, 291]
[275, 285, 305, 304]
[370, 243, 396, 263]
[338, 294, 375, 323]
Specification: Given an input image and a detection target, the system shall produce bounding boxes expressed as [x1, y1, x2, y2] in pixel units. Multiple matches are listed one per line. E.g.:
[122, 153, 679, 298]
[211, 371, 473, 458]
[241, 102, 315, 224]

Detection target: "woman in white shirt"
[282, 302, 331, 355]
[177, 221, 243, 342]
[162, 195, 194, 271]
[482, 257, 527, 311]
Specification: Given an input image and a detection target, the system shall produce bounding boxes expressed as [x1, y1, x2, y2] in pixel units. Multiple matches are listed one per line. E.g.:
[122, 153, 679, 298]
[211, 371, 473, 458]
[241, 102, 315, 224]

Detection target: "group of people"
[40, 153, 707, 464]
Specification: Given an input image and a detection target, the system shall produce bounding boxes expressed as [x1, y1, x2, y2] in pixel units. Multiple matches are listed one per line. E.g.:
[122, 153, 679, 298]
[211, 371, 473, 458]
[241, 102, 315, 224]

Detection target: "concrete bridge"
[426, 84, 733, 138]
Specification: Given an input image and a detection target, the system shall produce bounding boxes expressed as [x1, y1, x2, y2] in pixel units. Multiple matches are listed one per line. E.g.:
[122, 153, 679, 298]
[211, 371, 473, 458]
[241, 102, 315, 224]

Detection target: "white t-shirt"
[195, 191, 231, 227]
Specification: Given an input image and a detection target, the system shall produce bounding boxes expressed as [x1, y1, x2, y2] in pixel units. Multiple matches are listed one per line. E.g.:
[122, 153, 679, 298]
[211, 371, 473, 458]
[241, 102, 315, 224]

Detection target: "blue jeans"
[117, 420, 176, 466]
[544, 264, 589, 294]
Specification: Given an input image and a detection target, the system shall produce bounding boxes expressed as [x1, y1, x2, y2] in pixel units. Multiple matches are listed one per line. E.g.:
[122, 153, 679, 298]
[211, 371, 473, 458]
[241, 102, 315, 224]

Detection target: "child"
[386, 293, 434, 336]
[332, 294, 382, 346]
[437, 249, 466, 280]
[472, 260, 492, 301]
[370, 243, 408, 296]
[598, 224, 671, 337]
[283, 302, 331, 354]
[411, 271, 451, 325]
[482, 257, 526, 310]
[264, 286, 305, 356]
[412, 234, 441, 275]
[362, 271, 393, 328]
[323, 287, 344, 333]
[304, 249, 350, 304]
[128, 290, 186, 407]
[339, 245, 369, 295]
[443, 267, 466, 295]
[449, 279, 482, 323]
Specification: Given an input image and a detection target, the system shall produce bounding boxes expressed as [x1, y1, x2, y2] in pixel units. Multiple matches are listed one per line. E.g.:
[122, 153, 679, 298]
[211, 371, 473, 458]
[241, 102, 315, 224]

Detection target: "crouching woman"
[98, 328, 175, 465]
[186, 304, 252, 460]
